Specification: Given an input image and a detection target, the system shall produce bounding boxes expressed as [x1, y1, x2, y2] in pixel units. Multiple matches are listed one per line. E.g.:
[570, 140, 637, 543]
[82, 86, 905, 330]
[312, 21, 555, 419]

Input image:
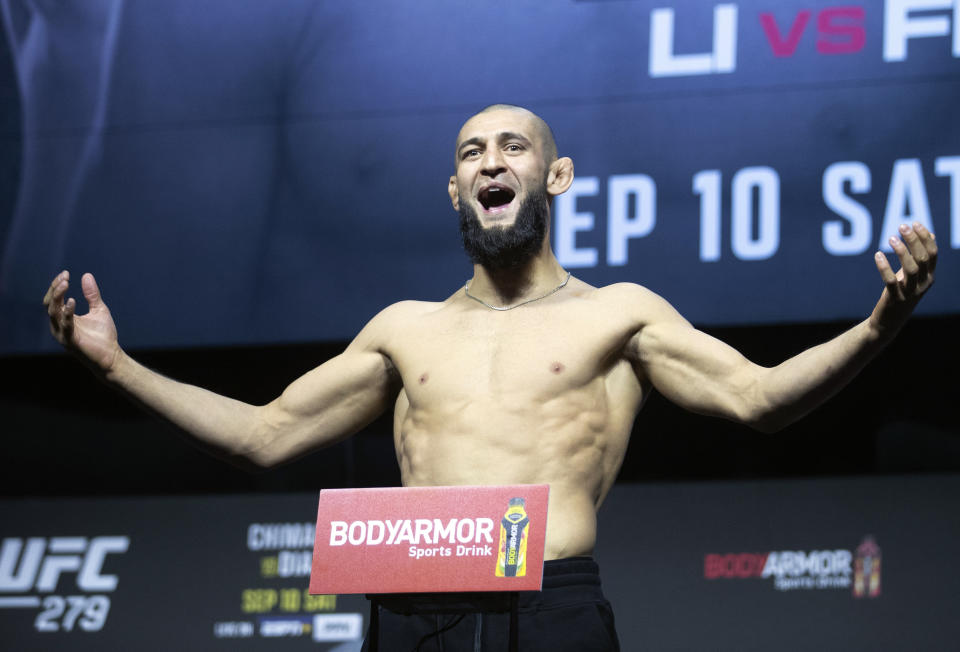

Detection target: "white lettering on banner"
[394, 520, 415, 544]
[0, 536, 128, 634]
[607, 175, 657, 266]
[348, 521, 366, 545]
[644, 1, 957, 79]
[0, 538, 45, 592]
[691, 166, 781, 261]
[884, 0, 960, 62]
[934, 156, 960, 248]
[214, 621, 255, 638]
[260, 619, 308, 637]
[693, 170, 723, 262]
[731, 166, 780, 260]
[555, 177, 599, 268]
[761, 550, 852, 578]
[649, 5, 738, 77]
[0, 537, 128, 593]
[457, 544, 494, 557]
[408, 546, 451, 559]
[277, 551, 312, 578]
[879, 159, 934, 251]
[329, 518, 495, 546]
[312, 613, 363, 642]
[407, 544, 494, 559]
[822, 161, 873, 255]
[558, 154, 958, 269]
[433, 518, 455, 543]
[247, 523, 314, 551]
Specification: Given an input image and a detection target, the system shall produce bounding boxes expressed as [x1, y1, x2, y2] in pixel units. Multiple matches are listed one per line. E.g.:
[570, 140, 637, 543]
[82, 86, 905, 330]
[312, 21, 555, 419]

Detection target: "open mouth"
[478, 185, 516, 212]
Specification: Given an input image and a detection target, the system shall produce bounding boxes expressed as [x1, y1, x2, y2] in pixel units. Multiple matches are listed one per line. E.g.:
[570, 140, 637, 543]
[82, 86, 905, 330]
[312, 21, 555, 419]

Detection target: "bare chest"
[387, 304, 633, 406]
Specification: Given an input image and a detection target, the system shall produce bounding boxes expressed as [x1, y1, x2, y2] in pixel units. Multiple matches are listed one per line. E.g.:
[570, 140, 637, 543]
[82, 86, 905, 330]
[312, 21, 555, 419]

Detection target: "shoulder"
[348, 299, 441, 352]
[365, 299, 442, 331]
[588, 282, 690, 326]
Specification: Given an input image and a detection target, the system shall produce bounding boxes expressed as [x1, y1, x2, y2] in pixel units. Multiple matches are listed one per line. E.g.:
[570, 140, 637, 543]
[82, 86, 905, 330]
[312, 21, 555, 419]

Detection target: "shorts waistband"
[541, 556, 601, 590]
[370, 557, 602, 615]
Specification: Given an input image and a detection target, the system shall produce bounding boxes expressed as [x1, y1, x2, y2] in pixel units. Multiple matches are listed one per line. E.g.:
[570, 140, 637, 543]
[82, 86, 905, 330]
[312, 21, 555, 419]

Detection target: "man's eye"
[505, 144, 523, 152]
[463, 149, 481, 159]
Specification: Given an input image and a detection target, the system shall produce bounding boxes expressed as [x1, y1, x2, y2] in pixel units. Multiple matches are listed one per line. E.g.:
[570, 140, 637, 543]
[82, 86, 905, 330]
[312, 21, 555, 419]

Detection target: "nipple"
[550, 362, 565, 374]
[419, 373, 429, 385]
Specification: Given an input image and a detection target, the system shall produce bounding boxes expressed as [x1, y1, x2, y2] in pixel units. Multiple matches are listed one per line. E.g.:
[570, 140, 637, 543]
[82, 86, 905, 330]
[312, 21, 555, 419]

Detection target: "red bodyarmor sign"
[310, 485, 549, 594]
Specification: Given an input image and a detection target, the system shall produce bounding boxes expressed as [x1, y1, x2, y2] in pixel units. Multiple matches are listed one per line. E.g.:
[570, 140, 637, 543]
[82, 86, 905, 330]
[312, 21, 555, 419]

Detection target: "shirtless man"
[44, 105, 936, 650]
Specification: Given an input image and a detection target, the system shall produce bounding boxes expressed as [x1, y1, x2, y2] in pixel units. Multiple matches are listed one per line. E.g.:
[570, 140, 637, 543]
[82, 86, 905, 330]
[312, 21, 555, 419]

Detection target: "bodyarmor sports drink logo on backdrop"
[648, 1, 960, 78]
[852, 536, 882, 598]
[703, 536, 882, 597]
[0, 536, 130, 632]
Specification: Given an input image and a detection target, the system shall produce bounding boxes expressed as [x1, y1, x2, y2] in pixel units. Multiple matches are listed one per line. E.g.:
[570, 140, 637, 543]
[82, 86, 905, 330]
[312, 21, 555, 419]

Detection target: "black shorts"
[361, 557, 620, 652]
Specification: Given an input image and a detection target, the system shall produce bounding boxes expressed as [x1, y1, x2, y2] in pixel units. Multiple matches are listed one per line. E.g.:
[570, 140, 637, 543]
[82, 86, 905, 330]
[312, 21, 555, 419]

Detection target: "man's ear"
[546, 157, 574, 197]
[448, 176, 460, 210]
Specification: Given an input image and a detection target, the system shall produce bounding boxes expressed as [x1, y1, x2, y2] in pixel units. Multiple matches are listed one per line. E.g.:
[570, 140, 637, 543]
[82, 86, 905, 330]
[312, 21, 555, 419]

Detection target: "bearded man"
[44, 104, 937, 651]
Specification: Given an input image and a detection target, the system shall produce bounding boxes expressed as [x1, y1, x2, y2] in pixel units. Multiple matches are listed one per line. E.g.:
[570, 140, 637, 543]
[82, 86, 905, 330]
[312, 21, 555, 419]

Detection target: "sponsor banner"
[310, 485, 549, 594]
[0, 475, 957, 650]
[0, 495, 367, 651]
[703, 535, 882, 594]
[596, 475, 960, 652]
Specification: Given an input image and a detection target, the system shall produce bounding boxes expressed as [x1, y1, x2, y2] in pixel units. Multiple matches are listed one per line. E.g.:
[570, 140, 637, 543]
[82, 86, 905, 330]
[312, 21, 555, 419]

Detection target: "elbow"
[737, 375, 789, 434]
[232, 405, 286, 470]
[746, 412, 788, 434]
[741, 397, 796, 434]
[241, 448, 282, 471]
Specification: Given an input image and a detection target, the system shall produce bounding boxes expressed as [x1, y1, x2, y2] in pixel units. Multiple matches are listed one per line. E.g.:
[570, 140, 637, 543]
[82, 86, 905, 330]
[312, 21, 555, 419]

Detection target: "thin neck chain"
[464, 271, 572, 311]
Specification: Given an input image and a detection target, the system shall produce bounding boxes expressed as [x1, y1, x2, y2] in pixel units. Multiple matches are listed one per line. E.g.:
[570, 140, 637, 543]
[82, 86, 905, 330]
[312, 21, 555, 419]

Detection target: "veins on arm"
[243, 305, 408, 467]
[623, 283, 887, 433]
[619, 285, 771, 430]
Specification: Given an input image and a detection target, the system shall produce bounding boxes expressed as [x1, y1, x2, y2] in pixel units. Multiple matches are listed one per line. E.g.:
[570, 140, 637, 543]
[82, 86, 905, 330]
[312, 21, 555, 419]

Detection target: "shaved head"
[456, 104, 558, 166]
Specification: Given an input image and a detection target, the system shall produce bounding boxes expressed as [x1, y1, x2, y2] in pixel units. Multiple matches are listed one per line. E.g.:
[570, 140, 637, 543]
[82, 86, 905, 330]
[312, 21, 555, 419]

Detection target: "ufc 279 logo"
[0, 536, 130, 633]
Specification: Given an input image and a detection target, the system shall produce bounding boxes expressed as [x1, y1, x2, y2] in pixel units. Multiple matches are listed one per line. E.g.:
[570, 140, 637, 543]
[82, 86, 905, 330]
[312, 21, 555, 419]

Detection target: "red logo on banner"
[309, 485, 549, 595]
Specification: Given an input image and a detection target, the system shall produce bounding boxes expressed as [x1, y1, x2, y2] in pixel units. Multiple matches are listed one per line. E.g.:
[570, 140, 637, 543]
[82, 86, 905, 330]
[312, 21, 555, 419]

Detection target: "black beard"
[458, 188, 549, 270]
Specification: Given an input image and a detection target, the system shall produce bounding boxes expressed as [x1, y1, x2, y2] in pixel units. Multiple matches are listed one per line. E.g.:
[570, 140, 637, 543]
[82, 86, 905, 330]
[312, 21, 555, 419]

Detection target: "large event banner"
[0, 0, 957, 353]
[0, 476, 958, 650]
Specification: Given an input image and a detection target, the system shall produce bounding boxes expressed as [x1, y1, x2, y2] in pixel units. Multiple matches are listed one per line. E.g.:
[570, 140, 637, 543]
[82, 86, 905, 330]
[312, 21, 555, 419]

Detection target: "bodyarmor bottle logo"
[852, 536, 881, 599]
[495, 498, 529, 577]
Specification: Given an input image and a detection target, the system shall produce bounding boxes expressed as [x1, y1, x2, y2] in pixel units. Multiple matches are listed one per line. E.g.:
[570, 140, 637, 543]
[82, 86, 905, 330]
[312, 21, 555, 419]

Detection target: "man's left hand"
[870, 222, 937, 336]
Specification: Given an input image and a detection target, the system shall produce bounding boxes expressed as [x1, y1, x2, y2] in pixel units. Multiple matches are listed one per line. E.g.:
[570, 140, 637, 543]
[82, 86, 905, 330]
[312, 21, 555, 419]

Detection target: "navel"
[419, 372, 429, 385]
[550, 362, 565, 374]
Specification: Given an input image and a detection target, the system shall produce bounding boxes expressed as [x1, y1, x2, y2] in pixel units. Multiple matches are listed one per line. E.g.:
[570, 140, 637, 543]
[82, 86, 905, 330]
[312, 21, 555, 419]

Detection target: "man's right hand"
[43, 271, 122, 374]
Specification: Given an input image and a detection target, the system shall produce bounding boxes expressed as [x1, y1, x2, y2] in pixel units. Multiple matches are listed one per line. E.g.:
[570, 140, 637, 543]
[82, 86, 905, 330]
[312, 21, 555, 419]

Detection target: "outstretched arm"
[43, 271, 401, 467]
[627, 223, 936, 432]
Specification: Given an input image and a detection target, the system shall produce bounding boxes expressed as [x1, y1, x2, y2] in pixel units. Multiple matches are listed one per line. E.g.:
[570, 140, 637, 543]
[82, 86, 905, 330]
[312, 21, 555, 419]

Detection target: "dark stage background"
[2, 0, 959, 650]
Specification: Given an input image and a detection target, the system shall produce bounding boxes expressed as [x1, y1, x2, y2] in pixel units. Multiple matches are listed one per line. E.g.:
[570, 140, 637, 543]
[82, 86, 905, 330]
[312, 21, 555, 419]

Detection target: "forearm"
[105, 350, 266, 462]
[753, 318, 889, 432]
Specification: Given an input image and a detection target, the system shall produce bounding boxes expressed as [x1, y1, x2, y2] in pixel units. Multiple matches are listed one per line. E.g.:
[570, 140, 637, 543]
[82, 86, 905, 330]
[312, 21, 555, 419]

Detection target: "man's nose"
[480, 148, 506, 177]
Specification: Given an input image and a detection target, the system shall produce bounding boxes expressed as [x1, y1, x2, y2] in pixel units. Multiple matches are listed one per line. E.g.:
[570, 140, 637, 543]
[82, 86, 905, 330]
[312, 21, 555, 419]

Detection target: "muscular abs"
[382, 287, 647, 559]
